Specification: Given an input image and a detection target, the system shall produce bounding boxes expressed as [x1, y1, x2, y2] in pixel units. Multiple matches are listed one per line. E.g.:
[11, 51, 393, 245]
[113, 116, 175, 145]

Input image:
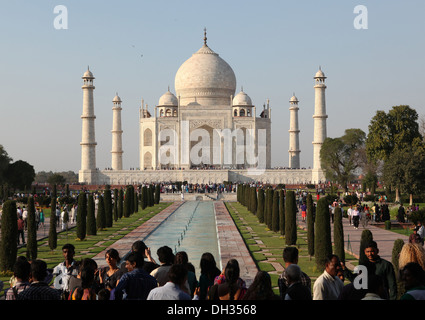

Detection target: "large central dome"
[175, 39, 236, 107]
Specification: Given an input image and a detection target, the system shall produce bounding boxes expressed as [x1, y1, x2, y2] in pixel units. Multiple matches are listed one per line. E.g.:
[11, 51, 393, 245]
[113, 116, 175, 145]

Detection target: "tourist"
[114, 252, 158, 300]
[17, 260, 62, 300]
[409, 227, 424, 246]
[52, 243, 79, 299]
[284, 264, 312, 300]
[208, 259, 247, 300]
[417, 221, 425, 241]
[397, 204, 406, 223]
[5, 257, 31, 300]
[121, 240, 159, 274]
[243, 271, 280, 300]
[400, 262, 425, 300]
[398, 243, 425, 273]
[174, 251, 198, 296]
[61, 206, 68, 231]
[22, 206, 28, 230]
[147, 264, 192, 300]
[347, 205, 353, 225]
[278, 246, 311, 299]
[301, 202, 307, 222]
[198, 252, 221, 300]
[39, 208, 45, 228]
[150, 246, 175, 286]
[313, 254, 344, 300]
[352, 206, 360, 229]
[68, 258, 99, 299]
[363, 240, 397, 300]
[17, 215, 25, 245]
[69, 266, 97, 300]
[98, 248, 124, 293]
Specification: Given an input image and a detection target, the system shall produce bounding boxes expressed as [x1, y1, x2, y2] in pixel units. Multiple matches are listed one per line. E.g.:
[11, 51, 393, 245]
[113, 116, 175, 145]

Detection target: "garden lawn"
[225, 201, 358, 295]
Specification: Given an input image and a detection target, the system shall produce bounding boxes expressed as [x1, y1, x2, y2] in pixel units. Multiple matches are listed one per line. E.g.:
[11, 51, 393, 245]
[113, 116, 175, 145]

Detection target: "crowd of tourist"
[2, 237, 425, 301]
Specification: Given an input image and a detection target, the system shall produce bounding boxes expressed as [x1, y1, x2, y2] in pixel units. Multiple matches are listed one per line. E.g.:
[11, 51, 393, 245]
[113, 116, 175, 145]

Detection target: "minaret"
[111, 93, 123, 170]
[288, 94, 300, 169]
[312, 67, 328, 181]
[79, 67, 97, 184]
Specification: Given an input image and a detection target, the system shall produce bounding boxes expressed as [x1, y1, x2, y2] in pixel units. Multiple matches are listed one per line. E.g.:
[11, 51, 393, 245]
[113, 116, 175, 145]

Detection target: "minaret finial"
[204, 27, 207, 45]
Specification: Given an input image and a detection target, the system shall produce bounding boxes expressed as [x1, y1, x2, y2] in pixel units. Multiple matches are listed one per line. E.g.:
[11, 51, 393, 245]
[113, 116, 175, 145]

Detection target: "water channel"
[142, 201, 221, 277]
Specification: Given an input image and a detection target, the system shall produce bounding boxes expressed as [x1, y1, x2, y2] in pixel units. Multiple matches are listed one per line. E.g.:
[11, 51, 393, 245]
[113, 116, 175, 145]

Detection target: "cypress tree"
[314, 197, 332, 271]
[359, 229, 374, 265]
[279, 189, 285, 236]
[48, 184, 58, 251]
[251, 187, 257, 215]
[272, 190, 280, 232]
[257, 188, 265, 223]
[307, 194, 315, 257]
[155, 184, 161, 204]
[124, 186, 131, 218]
[129, 185, 135, 215]
[97, 194, 106, 229]
[76, 192, 87, 240]
[0, 200, 18, 272]
[392, 239, 405, 275]
[263, 189, 269, 226]
[285, 190, 297, 245]
[86, 193, 96, 236]
[141, 186, 148, 210]
[134, 188, 139, 213]
[118, 188, 124, 219]
[334, 206, 345, 263]
[113, 188, 119, 221]
[26, 196, 37, 261]
[149, 185, 155, 207]
[267, 189, 274, 229]
[104, 185, 113, 227]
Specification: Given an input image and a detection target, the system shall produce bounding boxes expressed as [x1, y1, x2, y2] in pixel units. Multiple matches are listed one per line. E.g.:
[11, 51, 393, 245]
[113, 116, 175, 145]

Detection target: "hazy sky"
[1, 1, 424, 173]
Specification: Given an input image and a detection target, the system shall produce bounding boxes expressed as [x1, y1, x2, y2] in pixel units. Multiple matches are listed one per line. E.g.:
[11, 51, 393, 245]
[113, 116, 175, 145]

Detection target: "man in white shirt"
[147, 264, 191, 300]
[313, 254, 344, 300]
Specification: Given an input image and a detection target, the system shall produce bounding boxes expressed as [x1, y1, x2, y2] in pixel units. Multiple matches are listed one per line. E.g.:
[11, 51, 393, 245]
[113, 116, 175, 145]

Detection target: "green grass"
[225, 201, 358, 294]
[0, 202, 172, 298]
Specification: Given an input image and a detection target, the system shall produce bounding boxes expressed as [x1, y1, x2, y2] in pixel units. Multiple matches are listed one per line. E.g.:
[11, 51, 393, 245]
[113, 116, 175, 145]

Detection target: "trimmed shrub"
[285, 190, 297, 245]
[307, 194, 314, 257]
[76, 192, 87, 240]
[48, 184, 58, 251]
[26, 196, 37, 261]
[86, 194, 96, 236]
[334, 206, 345, 263]
[124, 186, 131, 218]
[0, 200, 18, 271]
[272, 190, 279, 232]
[279, 189, 285, 236]
[256, 188, 265, 223]
[97, 194, 106, 230]
[392, 239, 405, 275]
[113, 189, 118, 222]
[118, 189, 124, 219]
[104, 185, 113, 228]
[315, 197, 332, 271]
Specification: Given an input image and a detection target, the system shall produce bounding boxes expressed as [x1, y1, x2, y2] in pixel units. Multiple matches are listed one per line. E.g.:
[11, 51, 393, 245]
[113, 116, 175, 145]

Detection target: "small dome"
[113, 94, 121, 102]
[158, 90, 178, 106]
[233, 90, 252, 106]
[290, 95, 298, 102]
[314, 68, 326, 79]
[83, 68, 94, 78]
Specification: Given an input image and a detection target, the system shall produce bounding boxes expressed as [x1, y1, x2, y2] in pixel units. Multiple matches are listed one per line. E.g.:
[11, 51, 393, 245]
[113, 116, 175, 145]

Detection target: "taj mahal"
[78, 31, 327, 185]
